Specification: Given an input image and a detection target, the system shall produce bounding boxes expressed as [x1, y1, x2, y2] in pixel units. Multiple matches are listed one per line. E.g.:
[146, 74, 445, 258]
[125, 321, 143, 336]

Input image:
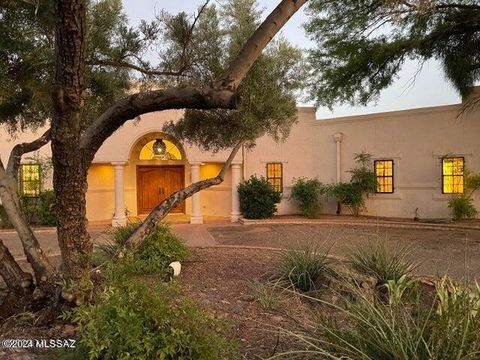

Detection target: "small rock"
[271, 315, 285, 323]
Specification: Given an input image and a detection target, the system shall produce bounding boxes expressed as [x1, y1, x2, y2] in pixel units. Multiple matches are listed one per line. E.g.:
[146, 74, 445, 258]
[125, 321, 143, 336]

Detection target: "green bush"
[94, 223, 188, 277]
[324, 152, 376, 216]
[290, 178, 324, 218]
[238, 176, 281, 219]
[347, 238, 417, 285]
[93, 221, 142, 265]
[63, 281, 236, 360]
[37, 190, 57, 226]
[274, 276, 480, 359]
[325, 182, 365, 216]
[0, 204, 13, 229]
[448, 196, 477, 221]
[278, 245, 332, 292]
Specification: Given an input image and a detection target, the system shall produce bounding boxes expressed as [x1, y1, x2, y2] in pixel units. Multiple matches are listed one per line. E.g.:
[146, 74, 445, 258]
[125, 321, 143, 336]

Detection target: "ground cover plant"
[278, 245, 332, 293]
[59, 223, 233, 360]
[347, 237, 417, 285]
[271, 275, 480, 360]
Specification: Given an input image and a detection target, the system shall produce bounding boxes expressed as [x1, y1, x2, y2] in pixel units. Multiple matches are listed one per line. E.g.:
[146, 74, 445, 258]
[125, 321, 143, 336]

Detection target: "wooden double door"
[137, 166, 185, 214]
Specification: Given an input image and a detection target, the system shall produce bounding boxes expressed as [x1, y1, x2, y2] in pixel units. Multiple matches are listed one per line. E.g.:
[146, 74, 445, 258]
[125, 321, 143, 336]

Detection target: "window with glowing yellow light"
[374, 160, 394, 193]
[442, 157, 464, 194]
[19, 164, 41, 197]
[139, 140, 182, 160]
[266, 163, 283, 193]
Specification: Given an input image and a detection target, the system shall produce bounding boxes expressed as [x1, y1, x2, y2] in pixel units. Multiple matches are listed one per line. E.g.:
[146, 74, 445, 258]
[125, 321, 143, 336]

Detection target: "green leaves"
[305, 0, 480, 107]
[238, 176, 282, 219]
[290, 177, 325, 218]
[163, 0, 304, 152]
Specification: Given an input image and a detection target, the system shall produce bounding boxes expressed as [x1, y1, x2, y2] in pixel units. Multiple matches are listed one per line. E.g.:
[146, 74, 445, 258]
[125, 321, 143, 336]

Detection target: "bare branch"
[87, 59, 191, 78]
[6, 129, 51, 178]
[176, 0, 211, 73]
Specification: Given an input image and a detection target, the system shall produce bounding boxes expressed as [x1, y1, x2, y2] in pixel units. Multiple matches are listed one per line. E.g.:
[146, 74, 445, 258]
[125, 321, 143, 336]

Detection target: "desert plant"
[271, 276, 480, 360]
[384, 274, 418, 306]
[448, 196, 477, 221]
[62, 280, 236, 360]
[278, 245, 332, 292]
[238, 176, 281, 219]
[290, 177, 324, 218]
[325, 151, 376, 216]
[448, 169, 480, 221]
[347, 239, 417, 285]
[253, 281, 288, 310]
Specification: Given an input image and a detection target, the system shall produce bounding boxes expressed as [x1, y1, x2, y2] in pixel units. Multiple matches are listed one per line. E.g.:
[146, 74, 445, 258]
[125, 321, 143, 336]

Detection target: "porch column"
[333, 132, 343, 183]
[190, 162, 203, 224]
[230, 162, 242, 222]
[111, 161, 127, 227]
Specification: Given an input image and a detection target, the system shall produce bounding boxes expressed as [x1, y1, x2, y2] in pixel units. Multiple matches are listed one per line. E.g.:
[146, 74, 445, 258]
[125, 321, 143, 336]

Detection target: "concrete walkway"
[0, 221, 230, 260]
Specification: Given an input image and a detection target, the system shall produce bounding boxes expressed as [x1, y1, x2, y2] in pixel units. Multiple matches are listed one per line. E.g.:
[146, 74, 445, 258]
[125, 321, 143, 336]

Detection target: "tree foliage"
[163, 0, 305, 151]
[305, 0, 480, 107]
[0, 0, 143, 133]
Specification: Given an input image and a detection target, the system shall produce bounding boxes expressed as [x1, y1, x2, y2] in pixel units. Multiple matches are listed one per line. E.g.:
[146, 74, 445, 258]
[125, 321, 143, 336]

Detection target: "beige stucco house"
[1, 94, 479, 225]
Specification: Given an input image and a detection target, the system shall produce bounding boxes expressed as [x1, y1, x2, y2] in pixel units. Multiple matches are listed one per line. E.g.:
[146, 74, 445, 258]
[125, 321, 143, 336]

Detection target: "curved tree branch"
[125, 140, 244, 248]
[79, 86, 238, 161]
[218, 0, 307, 90]
[80, 0, 307, 162]
[7, 128, 51, 178]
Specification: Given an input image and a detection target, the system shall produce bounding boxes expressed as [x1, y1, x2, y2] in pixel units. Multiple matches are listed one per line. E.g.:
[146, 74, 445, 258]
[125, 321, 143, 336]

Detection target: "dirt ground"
[179, 247, 325, 359]
[208, 224, 480, 281]
[0, 247, 327, 360]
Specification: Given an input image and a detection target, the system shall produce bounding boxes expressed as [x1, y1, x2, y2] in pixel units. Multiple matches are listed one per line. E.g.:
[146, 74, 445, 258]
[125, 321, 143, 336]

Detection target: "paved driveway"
[208, 224, 480, 281]
[2, 222, 479, 280]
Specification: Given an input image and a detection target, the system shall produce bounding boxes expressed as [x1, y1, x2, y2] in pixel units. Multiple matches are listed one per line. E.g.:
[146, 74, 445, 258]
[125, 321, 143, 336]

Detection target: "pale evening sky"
[122, 0, 461, 119]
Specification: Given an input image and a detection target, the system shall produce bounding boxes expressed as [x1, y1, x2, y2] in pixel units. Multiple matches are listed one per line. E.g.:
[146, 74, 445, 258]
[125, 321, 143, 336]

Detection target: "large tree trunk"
[0, 161, 56, 294]
[51, 0, 90, 281]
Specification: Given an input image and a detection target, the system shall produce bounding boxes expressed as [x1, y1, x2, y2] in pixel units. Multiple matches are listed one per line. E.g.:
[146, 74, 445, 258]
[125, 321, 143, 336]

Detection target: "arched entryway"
[131, 132, 187, 216]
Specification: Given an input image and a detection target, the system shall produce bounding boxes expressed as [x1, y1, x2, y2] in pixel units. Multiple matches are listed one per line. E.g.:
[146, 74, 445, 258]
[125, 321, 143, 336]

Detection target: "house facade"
[1, 95, 479, 225]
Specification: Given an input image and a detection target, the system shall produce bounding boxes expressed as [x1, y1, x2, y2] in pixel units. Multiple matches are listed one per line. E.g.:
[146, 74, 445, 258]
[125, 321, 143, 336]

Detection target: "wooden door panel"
[163, 167, 185, 213]
[137, 166, 185, 214]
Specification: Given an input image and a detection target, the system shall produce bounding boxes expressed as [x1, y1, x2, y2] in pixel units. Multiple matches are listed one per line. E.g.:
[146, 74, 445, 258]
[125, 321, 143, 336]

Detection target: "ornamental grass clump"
[271, 276, 480, 360]
[347, 238, 417, 285]
[278, 245, 332, 293]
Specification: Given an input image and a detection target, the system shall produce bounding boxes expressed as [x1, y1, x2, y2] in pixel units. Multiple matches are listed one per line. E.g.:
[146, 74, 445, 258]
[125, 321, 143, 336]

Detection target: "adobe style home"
[1, 92, 479, 226]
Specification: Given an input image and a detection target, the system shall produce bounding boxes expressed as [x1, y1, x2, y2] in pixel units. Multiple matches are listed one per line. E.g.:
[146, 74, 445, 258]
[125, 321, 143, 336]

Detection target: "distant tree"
[304, 0, 480, 107]
[0, 0, 306, 313]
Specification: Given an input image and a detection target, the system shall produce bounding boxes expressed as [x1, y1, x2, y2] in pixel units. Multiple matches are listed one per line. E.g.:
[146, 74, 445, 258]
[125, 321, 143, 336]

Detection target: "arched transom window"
[139, 139, 183, 160]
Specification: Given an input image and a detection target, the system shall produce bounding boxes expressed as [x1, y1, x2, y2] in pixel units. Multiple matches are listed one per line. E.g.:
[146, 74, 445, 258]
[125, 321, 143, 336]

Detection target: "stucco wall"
[249, 104, 480, 219]
[2, 97, 479, 221]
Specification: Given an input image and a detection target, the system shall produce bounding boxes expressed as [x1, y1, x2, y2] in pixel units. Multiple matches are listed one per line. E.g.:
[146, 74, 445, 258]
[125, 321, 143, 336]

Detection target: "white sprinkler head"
[169, 261, 182, 277]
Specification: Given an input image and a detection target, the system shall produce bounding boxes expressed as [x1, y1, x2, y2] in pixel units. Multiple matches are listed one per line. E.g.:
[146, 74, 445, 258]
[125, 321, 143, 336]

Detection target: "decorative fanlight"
[152, 139, 167, 156]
